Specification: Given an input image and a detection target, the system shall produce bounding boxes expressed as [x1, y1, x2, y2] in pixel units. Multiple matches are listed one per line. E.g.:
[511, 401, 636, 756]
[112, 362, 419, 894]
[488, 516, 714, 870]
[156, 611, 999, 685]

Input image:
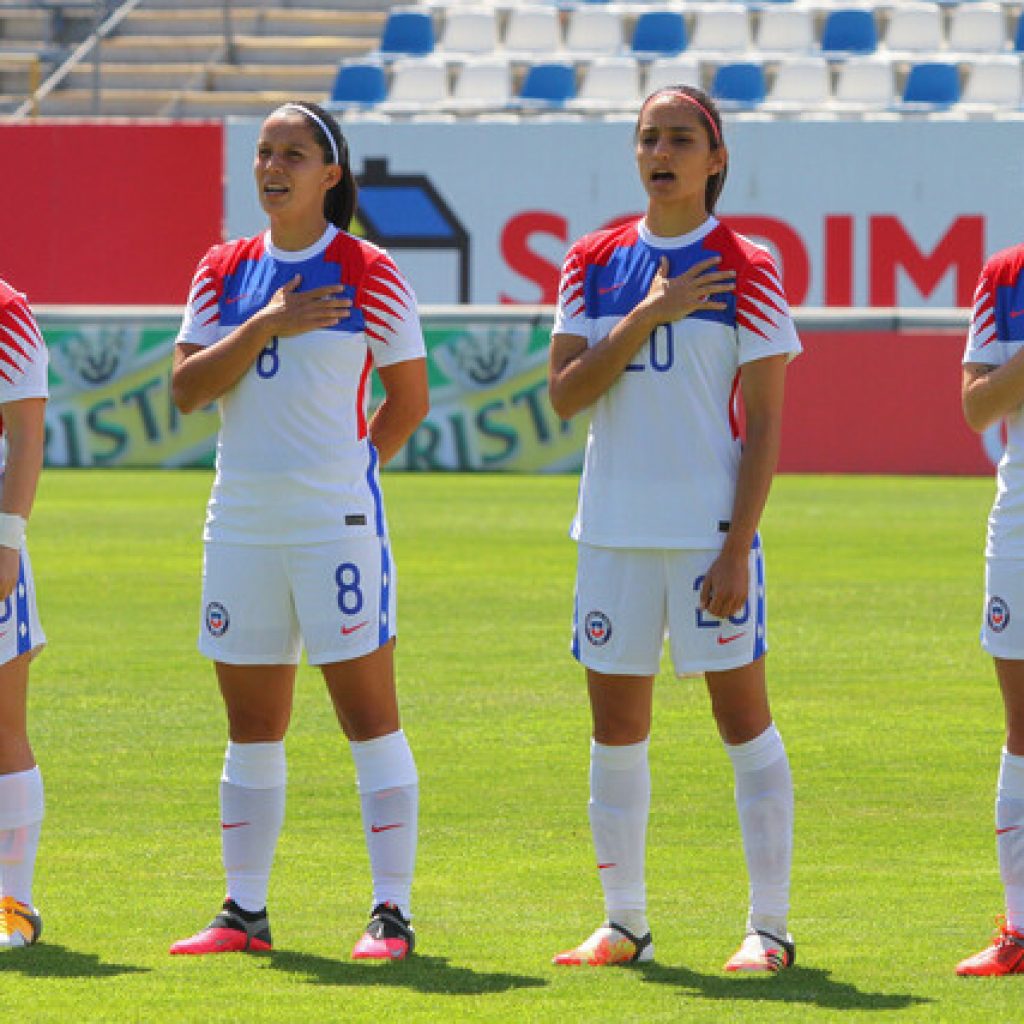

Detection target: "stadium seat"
[569, 55, 641, 111]
[947, 3, 1007, 54]
[960, 55, 1022, 108]
[631, 11, 687, 59]
[380, 57, 448, 113]
[379, 10, 435, 59]
[329, 62, 387, 107]
[756, 6, 815, 55]
[517, 61, 577, 106]
[710, 61, 766, 108]
[1015, 13, 1024, 53]
[564, 6, 623, 56]
[504, 5, 562, 58]
[645, 56, 701, 95]
[439, 9, 498, 57]
[690, 5, 752, 55]
[448, 56, 512, 112]
[901, 61, 961, 106]
[883, 3, 943, 56]
[763, 56, 830, 110]
[831, 55, 894, 109]
[821, 9, 878, 55]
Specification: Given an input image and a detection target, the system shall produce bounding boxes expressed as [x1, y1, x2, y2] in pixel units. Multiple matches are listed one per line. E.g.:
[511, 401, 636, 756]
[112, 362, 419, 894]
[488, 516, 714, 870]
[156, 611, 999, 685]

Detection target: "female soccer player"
[169, 102, 428, 960]
[0, 280, 48, 950]
[957, 244, 1024, 976]
[548, 86, 801, 972]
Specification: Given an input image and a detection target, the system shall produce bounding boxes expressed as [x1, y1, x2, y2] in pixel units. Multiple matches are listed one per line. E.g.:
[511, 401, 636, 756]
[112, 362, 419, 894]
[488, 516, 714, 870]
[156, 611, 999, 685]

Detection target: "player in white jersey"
[957, 244, 1024, 975]
[0, 280, 48, 950]
[548, 86, 801, 972]
[168, 103, 428, 961]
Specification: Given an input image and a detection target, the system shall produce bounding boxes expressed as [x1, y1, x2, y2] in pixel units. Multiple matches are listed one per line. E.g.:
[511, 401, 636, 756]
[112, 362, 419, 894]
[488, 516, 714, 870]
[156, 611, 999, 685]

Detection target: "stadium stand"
[4, 0, 1024, 121]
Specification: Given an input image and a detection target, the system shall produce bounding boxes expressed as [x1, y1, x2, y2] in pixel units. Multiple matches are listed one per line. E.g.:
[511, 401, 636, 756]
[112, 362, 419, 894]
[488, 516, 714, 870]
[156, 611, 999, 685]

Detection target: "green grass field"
[1, 470, 1017, 1021]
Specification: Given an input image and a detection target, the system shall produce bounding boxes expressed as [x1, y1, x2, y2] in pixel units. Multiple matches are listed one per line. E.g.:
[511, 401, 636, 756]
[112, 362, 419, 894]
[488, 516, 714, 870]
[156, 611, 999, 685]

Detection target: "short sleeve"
[358, 251, 425, 368]
[553, 240, 589, 340]
[964, 261, 1003, 368]
[734, 248, 802, 366]
[0, 292, 48, 404]
[176, 248, 223, 349]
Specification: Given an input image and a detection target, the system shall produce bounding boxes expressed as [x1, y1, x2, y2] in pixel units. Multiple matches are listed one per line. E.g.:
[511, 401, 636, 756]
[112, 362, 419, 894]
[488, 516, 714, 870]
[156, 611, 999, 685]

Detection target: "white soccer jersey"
[0, 281, 50, 477]
[964, 244, 1024, 558]
[554, 217, 802, 549]
[177, 225, 425, 544]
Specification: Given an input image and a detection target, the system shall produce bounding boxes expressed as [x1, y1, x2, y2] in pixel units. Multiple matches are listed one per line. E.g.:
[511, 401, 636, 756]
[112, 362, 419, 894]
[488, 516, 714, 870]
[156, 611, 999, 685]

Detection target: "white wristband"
[0, 513, 26, 551]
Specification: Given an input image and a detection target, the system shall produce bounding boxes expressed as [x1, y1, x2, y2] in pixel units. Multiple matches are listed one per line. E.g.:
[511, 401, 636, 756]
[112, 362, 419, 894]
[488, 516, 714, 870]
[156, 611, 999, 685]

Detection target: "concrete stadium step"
[36, 86, 179, 116]
[231, 35, 371, 64]
[137, 0, 393, 12]
[62, 61, 206, 90]
[171, 88, 325, 116]
[0, 2, 95, 45]
[113, 8, 384, 38]
[207, 63, 336, 92]
[98, 34, 224, 62]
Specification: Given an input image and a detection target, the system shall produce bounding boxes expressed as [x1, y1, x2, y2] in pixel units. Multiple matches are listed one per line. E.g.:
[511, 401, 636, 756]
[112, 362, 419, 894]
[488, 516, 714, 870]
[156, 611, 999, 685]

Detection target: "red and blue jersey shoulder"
[185, 235, 267, 331]
[706, 223, 792, 342]
[323, 233, 418, 346]
[0, 279, 46, 386]
[970, 244, 1024, 350]
[559, 221, 642, 321]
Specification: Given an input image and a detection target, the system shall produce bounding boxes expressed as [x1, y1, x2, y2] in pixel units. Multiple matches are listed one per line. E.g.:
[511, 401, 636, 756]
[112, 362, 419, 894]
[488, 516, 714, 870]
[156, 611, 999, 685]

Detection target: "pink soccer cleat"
[169, 899, 272, 955]
[351, 902, 414, 961]
[724, 929, 795, 974]
[957, 918, 1024, 976]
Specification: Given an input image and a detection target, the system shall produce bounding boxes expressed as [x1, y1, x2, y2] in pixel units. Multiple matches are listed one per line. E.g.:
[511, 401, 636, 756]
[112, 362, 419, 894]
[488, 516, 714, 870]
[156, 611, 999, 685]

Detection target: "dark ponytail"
[283, 100, 359, 232]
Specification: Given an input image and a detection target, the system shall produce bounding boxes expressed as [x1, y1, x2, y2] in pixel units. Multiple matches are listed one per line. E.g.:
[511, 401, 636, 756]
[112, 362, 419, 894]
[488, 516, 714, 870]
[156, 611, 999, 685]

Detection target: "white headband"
[276, 103, 340, 164]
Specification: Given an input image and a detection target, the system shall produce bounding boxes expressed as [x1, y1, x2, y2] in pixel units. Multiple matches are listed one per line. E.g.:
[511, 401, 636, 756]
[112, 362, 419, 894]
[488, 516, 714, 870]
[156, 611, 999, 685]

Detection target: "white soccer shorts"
[572, 541, 767, 677]
[982, 557, 1024, 659]
[199, 536, 396, 666]
[0, 546, 44, 666]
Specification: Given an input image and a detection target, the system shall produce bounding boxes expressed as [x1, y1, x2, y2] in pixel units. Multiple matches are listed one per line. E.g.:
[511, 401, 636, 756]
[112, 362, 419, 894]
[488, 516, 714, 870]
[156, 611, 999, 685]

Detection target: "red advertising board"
[1, 122, 223, 305]
[779, 329, 990, 474]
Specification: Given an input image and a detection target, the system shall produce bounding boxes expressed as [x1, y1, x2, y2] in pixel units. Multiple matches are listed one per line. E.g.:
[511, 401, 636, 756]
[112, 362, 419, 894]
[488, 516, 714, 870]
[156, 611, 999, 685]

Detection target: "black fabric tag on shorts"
[345, 514, 367, 526]
[718, 520, 731, 533]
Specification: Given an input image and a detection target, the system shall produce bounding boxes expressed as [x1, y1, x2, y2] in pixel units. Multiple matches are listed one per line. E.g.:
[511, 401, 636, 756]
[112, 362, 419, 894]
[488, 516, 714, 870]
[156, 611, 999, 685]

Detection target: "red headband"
[648, 89, 721, 146]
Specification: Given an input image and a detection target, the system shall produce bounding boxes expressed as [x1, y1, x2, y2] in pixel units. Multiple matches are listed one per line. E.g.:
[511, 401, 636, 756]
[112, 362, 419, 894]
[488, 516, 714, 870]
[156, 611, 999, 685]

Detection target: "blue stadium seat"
[1016, 13, 1024, 52]
[631, 11, 687, 58]
[902, 61, 961, 106]
[711, 62, 766, 107]
[518, 62, 577, 106]
[329, 62, 387, 105]
[821, 9, 878, 55]
[379, 10, 435, 59]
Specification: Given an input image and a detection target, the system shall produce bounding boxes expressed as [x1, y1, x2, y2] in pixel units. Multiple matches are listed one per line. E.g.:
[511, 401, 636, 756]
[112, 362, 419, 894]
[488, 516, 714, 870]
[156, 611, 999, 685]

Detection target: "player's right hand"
[644, 256, 735, 321]
[260, 274, 352, 337]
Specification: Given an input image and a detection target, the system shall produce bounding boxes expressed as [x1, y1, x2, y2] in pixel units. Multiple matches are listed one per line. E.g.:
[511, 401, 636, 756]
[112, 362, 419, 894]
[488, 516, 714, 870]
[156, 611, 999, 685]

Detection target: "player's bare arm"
[548, 256, 735, 420]
[700, 354, 786, 619]
[0, 398, 45, 602]
[172, 275, 351, 413]
[368, 357, 429, 465]
[963, 358, 1024, 433]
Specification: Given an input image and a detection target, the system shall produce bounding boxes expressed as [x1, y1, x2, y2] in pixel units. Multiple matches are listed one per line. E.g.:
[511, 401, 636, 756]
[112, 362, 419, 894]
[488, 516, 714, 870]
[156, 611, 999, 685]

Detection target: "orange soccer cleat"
[724, 929, 795, 974]
[0, 897, 41, 950]
[956, 918, 1024, 976]
[553, 923, 654, 966]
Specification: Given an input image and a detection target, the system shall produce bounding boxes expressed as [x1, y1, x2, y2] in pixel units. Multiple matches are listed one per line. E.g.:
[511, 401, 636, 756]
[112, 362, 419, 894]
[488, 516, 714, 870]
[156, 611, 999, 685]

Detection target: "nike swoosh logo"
[1011, 309, 1024, 318]
[997, 826, 1021, 835]
[221, 821, 250, 830]
[598, 282, 629, 295]
[224, 293, 253, 305]
[371, 823, 403, 833]
[341, 621, 368, 636]
[717, 632, 746, 645]
[597, 863, 616, 870]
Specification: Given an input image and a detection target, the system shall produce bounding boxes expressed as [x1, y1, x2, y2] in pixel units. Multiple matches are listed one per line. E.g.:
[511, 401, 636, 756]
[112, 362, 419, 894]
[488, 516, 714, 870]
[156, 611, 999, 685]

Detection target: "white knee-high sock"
[589, 739, 650, 936]
[220, 741, 286, 914]
[726, 724, 793, 938]
[351, 730, 418, 919]
[0, 767, 44, 906]
[996, 748, 1024, 932]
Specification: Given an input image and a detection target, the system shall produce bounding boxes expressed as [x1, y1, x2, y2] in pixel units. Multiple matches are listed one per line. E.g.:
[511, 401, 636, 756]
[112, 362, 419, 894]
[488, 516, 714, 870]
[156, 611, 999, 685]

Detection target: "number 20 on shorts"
[693, 574, 750, 629]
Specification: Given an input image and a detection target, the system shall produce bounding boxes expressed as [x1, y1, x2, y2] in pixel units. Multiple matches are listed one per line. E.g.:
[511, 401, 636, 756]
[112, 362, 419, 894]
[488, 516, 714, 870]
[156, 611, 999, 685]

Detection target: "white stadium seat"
[645, 56, 702, 95]
[960, 55, 1022, 109]
[689, 4, 753, 55]
[883, 3, 943, 57]
[503, 5, 561, 57]
[448, 56, 512, 111]
[756, 6, 815, 56]
[440, 9, 499, 57]
[570, 56, 642, 111]
[831, 55, 895, 110]
[948, 3, 1008, 55]
[764, 56, 831, 110]
[564, 7, 623, 57]
[380, 57, 449, 113]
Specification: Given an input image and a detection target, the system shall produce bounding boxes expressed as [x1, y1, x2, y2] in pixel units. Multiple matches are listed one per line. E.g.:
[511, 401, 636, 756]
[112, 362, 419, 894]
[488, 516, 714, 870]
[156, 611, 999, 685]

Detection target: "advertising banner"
[36, 309, 991, 476]
[226, 117, 1024, 310]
